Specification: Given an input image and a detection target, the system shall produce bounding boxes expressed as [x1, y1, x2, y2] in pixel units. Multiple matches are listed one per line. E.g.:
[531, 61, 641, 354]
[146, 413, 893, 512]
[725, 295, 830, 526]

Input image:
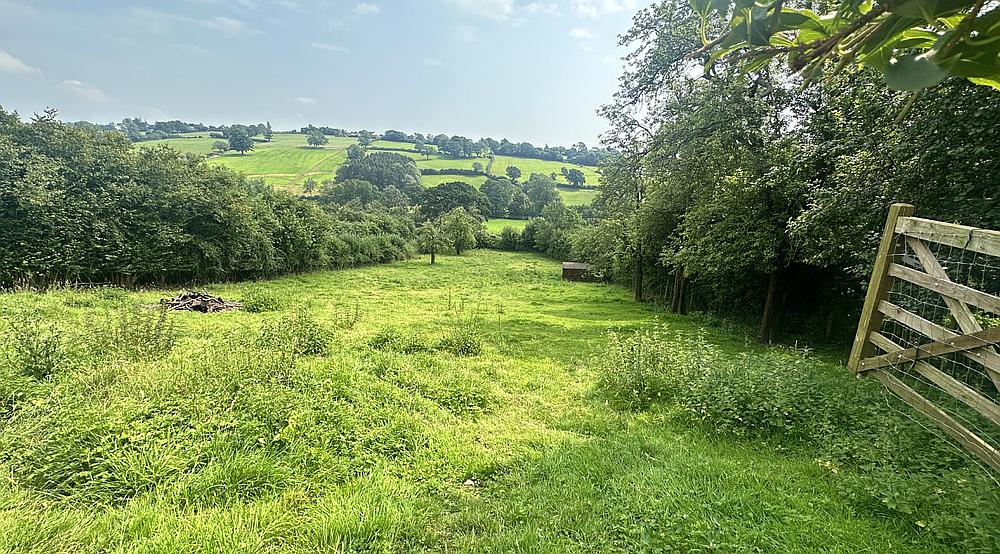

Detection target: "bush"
[592, 326, 1000, 553]
[594, 327, 713, 411]
[241, 287, 282, 313]
[258, 308, 332, 356]
[2, 311, 72, 379]
[102, 305, 176, 362]
[498, 227, 520, 251]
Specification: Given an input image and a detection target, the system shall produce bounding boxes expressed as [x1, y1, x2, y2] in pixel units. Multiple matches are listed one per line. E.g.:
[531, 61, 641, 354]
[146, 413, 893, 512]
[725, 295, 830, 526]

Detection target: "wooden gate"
[849, 204, 1000, 473]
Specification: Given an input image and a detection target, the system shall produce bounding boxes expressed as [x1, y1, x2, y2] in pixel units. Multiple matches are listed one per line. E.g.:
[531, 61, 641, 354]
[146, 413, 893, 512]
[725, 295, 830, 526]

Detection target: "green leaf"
[968, 76, 1000, 89]
[884, 53, 948, 90]
[709, 0, 732, 15]
[891, 0, 977, 22]
[778, 8, 825, 32]
[689, 0, 712, 17]
[857, 15, 924, 55]
[941, 47, 1000, 77]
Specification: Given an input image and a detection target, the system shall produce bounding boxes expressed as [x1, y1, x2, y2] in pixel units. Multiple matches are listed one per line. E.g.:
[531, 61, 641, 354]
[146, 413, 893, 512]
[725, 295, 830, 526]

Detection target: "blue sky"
[0, 0, 642, 145]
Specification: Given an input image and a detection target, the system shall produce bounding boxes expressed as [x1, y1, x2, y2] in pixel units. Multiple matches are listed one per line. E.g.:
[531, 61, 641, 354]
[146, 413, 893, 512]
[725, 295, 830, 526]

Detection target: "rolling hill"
[141, 133, 599, 206]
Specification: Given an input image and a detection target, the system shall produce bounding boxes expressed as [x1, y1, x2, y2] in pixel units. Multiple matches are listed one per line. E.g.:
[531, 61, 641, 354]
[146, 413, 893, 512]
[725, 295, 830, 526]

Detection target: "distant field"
[415, 157, 482, 171]
[421, 175, 489, 188]
[142, 134, 351, 192]
[141, 136, 601, 202]
[556, 186, 598, 206]
[484, 218, 529, 233]
[490, 155, 601, 187]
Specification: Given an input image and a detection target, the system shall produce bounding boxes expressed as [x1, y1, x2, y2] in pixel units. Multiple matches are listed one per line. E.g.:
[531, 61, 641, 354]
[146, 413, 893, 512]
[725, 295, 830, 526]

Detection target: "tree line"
[578, 1, 1000, 344]
[0, 108, 412, 287]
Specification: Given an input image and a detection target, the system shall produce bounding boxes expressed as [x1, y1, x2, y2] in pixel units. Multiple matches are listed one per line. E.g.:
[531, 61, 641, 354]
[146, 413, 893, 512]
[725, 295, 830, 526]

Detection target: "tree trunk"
[759, 267, 785, 343]
[671, 267, 687, 315]
[633, 244, 643, 302]
[430, 250, 436, 265]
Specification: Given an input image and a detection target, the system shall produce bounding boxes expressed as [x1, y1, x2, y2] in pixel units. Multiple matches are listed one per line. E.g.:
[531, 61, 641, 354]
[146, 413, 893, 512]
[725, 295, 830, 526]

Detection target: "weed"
[258, 307, 332, 356]
[102, 305, 176, 362]
[438, 327, 484, 357]
[2, 310, 70, 379]
[241, 286, 283, 313]
[368, 328, 431, 354]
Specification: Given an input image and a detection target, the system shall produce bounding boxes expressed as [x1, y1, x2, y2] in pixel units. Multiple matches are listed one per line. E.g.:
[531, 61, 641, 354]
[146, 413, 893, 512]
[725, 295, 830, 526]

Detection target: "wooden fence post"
[848, 203, 915, 372]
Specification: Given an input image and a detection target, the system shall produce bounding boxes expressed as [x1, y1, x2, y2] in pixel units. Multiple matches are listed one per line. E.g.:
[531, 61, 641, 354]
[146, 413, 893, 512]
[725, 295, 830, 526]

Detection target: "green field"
[420, 174, 489, 188]
[555, 185, 598, 206]
[484, 218, 529, 233]
[490, 155, 601, 186]
[0, 250, 962, 552]
[142, 135, 601, 203]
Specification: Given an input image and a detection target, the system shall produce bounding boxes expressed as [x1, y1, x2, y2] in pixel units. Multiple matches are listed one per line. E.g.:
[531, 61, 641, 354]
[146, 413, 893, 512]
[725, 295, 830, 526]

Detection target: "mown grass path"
[0, 251, 952, 553]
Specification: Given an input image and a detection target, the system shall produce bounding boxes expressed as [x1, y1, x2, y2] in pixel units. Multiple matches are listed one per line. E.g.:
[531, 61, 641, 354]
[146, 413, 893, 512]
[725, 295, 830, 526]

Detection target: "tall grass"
[593, 325, 1000, 552]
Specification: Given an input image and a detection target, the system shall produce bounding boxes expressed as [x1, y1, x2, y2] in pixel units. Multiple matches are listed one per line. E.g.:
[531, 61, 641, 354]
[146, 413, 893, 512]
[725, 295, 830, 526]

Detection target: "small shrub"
[104, 305, 176, 362]
[438, 328, 483, 357]
[241, 287, 282, 313]
[498, 227, 520, 251]
[594, 327, 711, 410]
[2, 311, 70, 379]
[259, 308, 332, 356]
[333, 300, 362, 330]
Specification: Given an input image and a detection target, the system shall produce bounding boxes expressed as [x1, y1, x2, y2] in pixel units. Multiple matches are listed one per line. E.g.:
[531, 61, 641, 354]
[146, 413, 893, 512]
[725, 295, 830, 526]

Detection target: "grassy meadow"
[141, 134, 599, 204]
[484, 218, 529, 233]
[0, 250, 989, 553]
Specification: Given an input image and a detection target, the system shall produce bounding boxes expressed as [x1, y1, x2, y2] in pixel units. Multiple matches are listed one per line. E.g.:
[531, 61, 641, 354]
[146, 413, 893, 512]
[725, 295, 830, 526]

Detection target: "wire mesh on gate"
[869, 224, 1000, 473]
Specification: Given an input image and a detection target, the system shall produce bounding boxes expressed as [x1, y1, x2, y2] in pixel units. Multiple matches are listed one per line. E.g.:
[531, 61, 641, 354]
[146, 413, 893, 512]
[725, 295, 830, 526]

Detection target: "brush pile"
[161, 291, 241, 313]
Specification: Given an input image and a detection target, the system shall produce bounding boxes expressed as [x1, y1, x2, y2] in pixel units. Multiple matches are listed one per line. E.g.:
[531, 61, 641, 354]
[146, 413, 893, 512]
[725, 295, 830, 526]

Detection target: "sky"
[0, 0, 644, 146]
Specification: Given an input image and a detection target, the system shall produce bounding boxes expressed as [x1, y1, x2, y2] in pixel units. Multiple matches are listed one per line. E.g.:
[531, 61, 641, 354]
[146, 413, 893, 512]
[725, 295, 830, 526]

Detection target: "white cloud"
[0, 49, 40, 74]
[444, 0, 516, 22]
[423, 58, 445, 67]
[295, 96, 317, 104]
[128, 7, 259, 37]
[203, 15, 251, 35]
[352, 2, 380, 15]
[569, 27, 596, 39]
[571, 0, 636, 18]
[444, 0, 560, 23]
[309, 41, 349, 52]
[60, 80, 110, 103]
[522, 2, 558, 14]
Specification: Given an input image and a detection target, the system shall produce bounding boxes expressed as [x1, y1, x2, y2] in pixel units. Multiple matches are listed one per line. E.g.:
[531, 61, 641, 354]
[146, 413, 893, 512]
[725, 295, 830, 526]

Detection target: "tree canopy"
[690, 0, 1000, 92]
[335, 151, 423, 200]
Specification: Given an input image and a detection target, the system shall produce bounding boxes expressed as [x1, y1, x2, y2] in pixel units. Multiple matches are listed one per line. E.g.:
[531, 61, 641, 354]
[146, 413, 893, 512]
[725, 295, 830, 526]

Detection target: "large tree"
[690, 0, 1000, 94]
[228, 126, 254, 155]
[417, 220, 447, 264]
[480, 177, 517, 218]
[441, 208, 479, 255]
[419, 181, 490, 220]
[307, 131, 328, 148]
[335, 151, 423, 200]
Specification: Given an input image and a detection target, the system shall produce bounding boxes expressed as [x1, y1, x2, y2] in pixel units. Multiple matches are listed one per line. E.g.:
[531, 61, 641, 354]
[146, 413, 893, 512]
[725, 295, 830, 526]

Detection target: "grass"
[0, 250, 975, 553]
[555, 185, 598, 206]
[484, 218, 529, 233]
[421, 175, 489, 188]
[490, 154, 601, 187]
[141, 136, 600, 203]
